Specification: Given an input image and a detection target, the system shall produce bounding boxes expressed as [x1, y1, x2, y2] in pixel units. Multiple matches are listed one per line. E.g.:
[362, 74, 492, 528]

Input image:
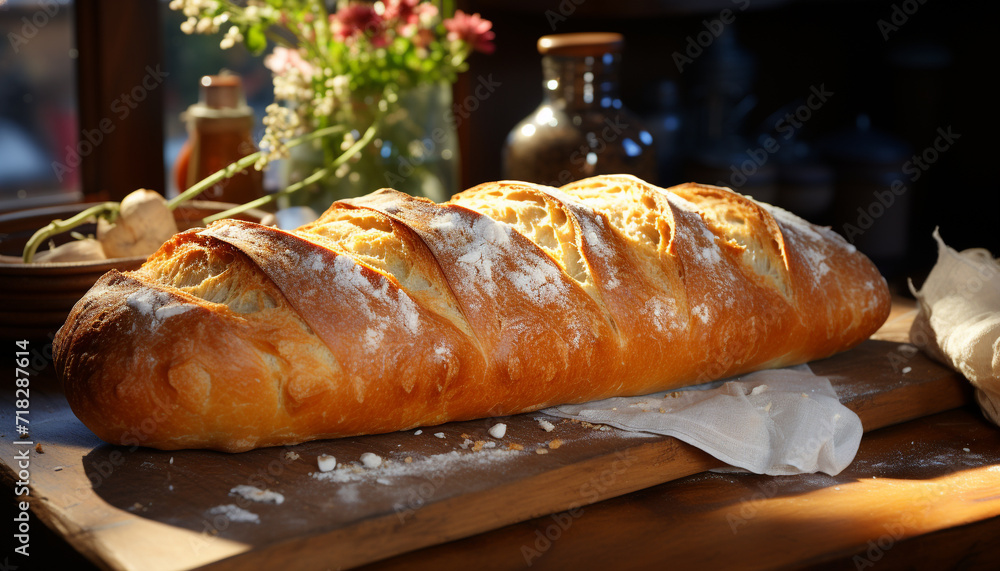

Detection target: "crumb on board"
[317, 454, 337, 472]
[578, 421, 611, 431]
[461, 433, 471, 439]
[902, 366, 912, 374]
[404, 456, 413, 463]
[659, 407, 666, 413]
[285, 451, 300, 461]
[507, 443, 524, 451]
[535, 448, 549, 455]
[360, 452, 383, 468]
[434, 432, 445, 439]
[548, 439, 563, 450]
[538, 419, 555, 432]
[207, 504, 259, 524]
[230, 485, 285, 505]
[414, 429, 423, 436]
[35, 443, 43, 454]
[489, 423, 507, 439]
[472, 440, 486, 452]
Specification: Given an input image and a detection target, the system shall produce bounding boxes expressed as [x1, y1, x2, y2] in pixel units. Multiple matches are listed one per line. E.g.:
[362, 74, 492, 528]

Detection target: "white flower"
[195, 17, 214, 33]
[219, 26, 243, 50]
[255, 104, 302, 170]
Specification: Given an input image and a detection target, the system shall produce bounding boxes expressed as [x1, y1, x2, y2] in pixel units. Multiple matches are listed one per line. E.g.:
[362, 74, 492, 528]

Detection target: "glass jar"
[282, 81, 459, 212]
[502, 33, 657, 186]
[173, 73, 265, 204]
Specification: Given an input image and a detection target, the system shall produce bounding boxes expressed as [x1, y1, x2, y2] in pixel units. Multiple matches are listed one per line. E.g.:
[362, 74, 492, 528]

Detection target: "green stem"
[204, 165, 330, 225]
[22, 124, 349, 263]
[166, 152, 262, 210]
[441, 0, 455, 18]
[166, 123, 348, 210]
[314, 0, 330, 60]
[202, 121, 379, 225]
[22, 202, 119, 263]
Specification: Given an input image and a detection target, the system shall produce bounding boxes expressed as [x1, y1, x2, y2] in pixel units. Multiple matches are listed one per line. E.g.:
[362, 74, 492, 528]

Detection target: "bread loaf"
[54, 175, 890, 451]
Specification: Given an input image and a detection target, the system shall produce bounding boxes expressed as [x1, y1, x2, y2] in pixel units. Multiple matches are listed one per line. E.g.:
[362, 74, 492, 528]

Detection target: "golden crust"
[54, 176, 891, 451]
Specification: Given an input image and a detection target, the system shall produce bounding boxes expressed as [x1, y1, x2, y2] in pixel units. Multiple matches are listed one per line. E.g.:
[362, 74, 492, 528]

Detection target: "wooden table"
[3, 299, 1000, 570]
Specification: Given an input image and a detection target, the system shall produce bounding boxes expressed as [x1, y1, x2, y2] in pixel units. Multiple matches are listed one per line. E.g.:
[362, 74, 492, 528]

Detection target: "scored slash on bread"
[54, 175, 890, 452]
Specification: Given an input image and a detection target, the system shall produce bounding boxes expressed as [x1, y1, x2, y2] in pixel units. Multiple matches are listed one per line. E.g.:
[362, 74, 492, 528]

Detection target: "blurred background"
[1, 0, 996, 291]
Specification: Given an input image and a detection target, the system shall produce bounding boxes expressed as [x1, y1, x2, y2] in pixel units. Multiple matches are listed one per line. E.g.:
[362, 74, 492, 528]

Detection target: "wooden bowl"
[0, 201, 268, 340]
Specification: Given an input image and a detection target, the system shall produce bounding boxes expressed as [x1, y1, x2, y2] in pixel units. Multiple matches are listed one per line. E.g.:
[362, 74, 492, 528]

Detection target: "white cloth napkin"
[544, 365, 863, 476]
[909, 229, 1000, 426]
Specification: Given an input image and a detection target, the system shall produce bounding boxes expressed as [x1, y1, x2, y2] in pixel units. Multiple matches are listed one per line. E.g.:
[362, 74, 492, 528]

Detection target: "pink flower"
[414, 3, 438, 26]
[444, 10, 495, 55]
[388, 0, 438, 49]
[383, 0, 420, 24]
[265, 46, 315, 81]
[331, 2, 384, 42]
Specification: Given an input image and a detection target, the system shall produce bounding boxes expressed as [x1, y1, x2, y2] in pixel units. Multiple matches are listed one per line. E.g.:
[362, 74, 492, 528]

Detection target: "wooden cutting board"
[0, 314, 974, 571]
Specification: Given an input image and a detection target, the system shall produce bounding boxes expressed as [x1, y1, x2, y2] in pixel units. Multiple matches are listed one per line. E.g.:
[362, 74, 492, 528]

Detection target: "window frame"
[75, 0, 165, 201]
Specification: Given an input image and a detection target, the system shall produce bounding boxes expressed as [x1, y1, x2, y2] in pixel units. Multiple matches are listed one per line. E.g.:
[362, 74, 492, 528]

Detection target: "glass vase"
[281, 82, 459, 213]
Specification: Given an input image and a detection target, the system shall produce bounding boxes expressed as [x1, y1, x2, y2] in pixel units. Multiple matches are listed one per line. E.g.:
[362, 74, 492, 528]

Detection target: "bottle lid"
[537, 33, 623, 57]
[186, 72, 253, 119]
[201, 73, 246, 109]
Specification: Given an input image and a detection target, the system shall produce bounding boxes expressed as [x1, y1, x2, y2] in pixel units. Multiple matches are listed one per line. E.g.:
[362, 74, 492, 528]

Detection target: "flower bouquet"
[17, 0, 494, 263]
[172, 0, 496, 209]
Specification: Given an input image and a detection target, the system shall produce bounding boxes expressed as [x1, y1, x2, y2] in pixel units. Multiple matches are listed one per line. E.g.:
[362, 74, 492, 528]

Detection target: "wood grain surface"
[0, 302, 983, 571]
[363, 407, 1000, 571]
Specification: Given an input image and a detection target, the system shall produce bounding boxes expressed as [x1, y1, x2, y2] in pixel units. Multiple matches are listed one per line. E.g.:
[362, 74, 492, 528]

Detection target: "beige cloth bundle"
[910, 230, 1000, 425]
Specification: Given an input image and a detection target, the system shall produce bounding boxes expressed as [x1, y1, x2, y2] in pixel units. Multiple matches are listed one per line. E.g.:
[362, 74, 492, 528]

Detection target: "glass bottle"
[173, 73, 264, 204]
[502, 33, 657, 187]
